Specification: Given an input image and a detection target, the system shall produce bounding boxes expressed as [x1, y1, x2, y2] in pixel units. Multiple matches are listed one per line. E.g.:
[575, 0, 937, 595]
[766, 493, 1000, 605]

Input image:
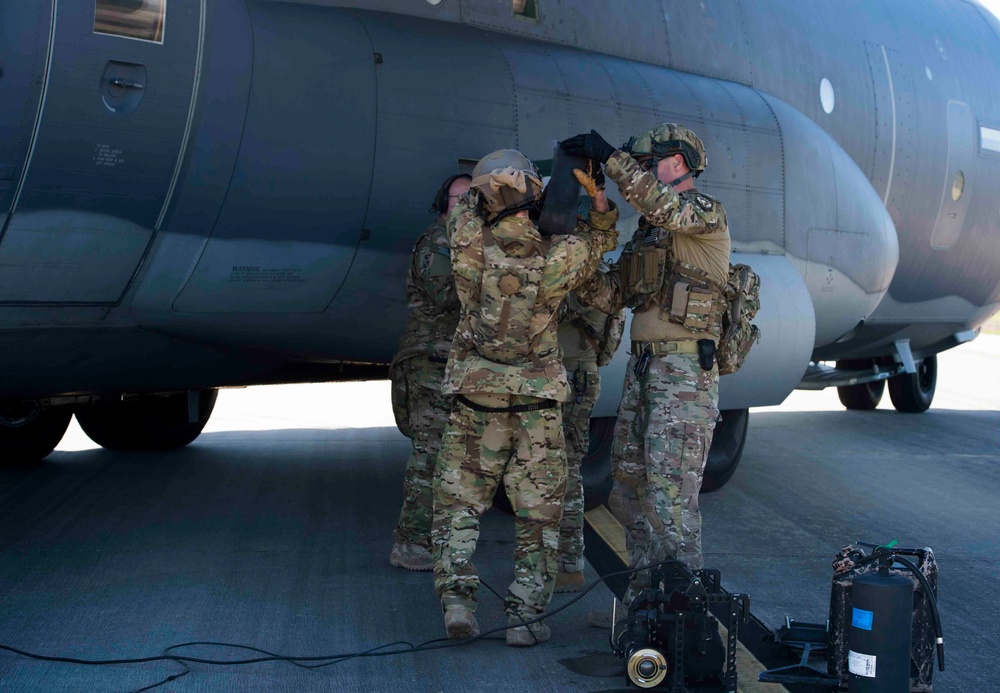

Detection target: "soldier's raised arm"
[561, 127, 724, 236]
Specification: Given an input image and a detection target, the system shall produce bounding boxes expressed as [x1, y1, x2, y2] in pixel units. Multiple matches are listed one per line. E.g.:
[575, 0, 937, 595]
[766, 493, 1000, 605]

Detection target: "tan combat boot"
[443, 605, 480, 639]
[389, 542, 433, 571]
[554, 569, 585, 593]
[506, 614, 552, 647]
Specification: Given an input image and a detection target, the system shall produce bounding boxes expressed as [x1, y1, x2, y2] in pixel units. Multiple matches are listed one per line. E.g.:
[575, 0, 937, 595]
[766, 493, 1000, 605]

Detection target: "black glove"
[560, 129, 616, 164]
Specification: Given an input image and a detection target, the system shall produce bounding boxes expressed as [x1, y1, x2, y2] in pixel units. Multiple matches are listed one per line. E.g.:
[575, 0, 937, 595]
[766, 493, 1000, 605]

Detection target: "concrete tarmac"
[1, 335, 997, 691]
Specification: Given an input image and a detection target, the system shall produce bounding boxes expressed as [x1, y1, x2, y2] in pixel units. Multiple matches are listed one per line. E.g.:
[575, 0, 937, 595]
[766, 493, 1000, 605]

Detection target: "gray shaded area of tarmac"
[1, 337, 997, 691]
[0, 428, 625, 692]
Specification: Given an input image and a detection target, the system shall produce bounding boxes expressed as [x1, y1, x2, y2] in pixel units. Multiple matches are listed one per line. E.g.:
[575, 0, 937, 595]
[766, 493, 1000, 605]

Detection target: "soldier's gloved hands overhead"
[560, 130, 616, 164]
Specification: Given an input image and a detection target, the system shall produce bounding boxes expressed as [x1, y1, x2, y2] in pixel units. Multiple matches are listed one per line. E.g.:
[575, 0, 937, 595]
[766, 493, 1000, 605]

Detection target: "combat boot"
[443, 605, 480, 639]
[389, 542, 433, 571]
[554, 569, 585, 593]
[506, 614, 551, 647]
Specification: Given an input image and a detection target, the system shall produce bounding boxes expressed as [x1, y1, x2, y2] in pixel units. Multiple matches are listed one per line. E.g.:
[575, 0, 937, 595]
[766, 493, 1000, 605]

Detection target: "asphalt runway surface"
[1, 335, 997, 691]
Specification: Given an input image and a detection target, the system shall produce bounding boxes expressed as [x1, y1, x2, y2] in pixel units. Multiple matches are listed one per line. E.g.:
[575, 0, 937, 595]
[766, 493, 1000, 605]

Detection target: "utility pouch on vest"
[659, 259, 720, 335]
[621, 246, 667, 307]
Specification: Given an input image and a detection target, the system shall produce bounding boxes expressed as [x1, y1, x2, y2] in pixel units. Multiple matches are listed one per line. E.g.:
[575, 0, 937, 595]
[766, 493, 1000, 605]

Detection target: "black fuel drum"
[848, 572, 913, 692]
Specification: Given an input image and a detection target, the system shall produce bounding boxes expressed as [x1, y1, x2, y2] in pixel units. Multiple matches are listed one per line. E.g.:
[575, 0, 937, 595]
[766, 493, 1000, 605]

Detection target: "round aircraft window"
[426, 0, 442, 4]
[820, 78, 835, 114]
[952, 171, 965, 202]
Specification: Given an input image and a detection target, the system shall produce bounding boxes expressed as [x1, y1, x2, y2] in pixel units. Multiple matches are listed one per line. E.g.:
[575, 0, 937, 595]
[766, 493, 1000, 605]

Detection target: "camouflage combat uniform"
[555, 294, 609, 574]
[391, 217, 460, 549]
[580, 149, 730, 592]
[432, 197, 618, 620]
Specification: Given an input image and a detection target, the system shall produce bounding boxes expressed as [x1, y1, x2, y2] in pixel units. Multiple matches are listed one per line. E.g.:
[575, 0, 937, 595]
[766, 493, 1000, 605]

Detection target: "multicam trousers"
[432, 394, 567, 618]
[558, 359, 601, 573]
[393, 356, 453, 548]
[608, 352, 719, 600]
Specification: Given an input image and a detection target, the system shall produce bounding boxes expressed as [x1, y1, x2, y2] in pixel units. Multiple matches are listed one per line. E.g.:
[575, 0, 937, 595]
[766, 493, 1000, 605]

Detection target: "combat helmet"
[470, 149, 544, 223]
[621, 123, 707, 177]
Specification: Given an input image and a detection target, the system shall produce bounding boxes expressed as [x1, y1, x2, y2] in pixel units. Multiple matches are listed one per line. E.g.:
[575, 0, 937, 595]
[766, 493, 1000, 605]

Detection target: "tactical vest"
[468, 224, 551, 366]
[618, 221, 726, 338]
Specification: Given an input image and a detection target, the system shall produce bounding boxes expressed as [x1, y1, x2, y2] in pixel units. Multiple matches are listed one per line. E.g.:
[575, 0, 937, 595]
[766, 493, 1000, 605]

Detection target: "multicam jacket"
[395, 217, 461, 360]
[444, 197, 619, 402]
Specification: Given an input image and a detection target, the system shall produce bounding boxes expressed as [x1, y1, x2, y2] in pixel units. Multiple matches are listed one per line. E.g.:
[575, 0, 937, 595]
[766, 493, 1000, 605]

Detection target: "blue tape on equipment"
[852, 608, 874, 631]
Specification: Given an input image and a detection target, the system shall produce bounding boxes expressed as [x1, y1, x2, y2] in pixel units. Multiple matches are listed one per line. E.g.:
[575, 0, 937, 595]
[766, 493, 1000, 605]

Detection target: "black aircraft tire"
[0, 404, 72, 465]
[76, 390, 219, 451]
[835, 359, 885, 410]
[492, 415, 617, 515]
[701, 408, 749, 493]
[888, 355, 937, 413]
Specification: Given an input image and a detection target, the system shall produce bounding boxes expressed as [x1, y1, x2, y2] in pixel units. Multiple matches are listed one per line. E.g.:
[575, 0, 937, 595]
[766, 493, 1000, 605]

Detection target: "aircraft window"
[513, 0, 540, 21]
[980, 126, 1000, 154]
[94, 0, 166, 44]
[951, 171, 965, 202]
[820, 78, 835, 114]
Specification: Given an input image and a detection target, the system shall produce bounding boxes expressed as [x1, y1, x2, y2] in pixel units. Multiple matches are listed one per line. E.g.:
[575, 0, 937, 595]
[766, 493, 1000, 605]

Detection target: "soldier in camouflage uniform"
[389, 174, 472, 572]
[554, 290, 623, 593]
[562, 124, 731, 608]
[432, 150, 618, 646]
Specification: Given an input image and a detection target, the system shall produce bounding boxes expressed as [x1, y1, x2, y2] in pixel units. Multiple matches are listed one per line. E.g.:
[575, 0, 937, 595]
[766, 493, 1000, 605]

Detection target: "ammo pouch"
[661, 258, 721, 336]
[620, 245, 668, 309]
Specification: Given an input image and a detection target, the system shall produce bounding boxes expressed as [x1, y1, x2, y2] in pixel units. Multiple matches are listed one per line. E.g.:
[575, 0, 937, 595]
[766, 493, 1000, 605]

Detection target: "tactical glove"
[560, 130, 616, 164]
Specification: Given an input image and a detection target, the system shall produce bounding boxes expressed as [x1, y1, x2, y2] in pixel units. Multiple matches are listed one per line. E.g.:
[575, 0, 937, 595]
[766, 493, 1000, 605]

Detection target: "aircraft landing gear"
[702, 408, 749, 492]
[75, 390, 219, 451]
[0, 401, 72, 464]
[581, 409, 748, 502]
[888, 355, 937, 413]
[835, 359, 886, 410]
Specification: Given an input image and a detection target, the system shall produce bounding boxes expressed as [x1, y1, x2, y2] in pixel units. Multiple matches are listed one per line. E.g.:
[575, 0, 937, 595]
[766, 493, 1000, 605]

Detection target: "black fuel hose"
[893, 555, 945, 672]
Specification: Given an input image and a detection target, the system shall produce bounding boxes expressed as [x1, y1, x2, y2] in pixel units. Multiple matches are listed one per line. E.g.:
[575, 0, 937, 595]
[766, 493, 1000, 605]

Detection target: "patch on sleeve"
[695, 194, 714, 211]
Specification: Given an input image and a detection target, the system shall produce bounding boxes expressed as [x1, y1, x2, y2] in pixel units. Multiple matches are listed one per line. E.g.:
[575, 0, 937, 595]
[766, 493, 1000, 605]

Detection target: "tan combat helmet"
[470, 149, 544, 223]
[621, 123, 707, 178]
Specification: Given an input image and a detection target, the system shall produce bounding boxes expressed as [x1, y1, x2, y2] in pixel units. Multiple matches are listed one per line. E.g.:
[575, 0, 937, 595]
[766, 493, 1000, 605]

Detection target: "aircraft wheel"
[701, 408, 749, 493]
[888, 355, 936, 413]
[75, 390, 218, 451]
[0, 402, 72, 464]
[836, 360, 885, 410]
[492, 415, 616, 515]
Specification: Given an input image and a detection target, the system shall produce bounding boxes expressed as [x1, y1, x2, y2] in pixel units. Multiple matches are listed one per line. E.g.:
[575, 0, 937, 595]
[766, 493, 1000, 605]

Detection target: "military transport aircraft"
[1, 0, 998, 499]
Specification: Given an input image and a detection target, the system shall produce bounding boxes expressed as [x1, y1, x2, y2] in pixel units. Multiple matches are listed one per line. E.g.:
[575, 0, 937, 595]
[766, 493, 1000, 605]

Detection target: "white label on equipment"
[849, 650, 877, 678]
